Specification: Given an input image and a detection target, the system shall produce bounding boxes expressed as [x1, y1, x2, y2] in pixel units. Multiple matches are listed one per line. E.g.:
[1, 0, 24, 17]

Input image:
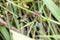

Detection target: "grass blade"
[0, 26, 11, 40]
[43, 0, 60, 22]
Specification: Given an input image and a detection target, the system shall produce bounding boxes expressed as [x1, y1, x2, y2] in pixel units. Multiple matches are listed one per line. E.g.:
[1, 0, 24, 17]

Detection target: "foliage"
[0, 0, 60, 40]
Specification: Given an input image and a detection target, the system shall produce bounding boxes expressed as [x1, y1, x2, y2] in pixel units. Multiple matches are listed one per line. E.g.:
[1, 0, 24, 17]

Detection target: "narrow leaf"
[0, 26, 10, 40]
[43, 0, 60, 22]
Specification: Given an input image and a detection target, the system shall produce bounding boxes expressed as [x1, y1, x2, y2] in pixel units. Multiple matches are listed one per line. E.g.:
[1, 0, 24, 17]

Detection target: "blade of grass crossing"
[43, 0, 60, 22]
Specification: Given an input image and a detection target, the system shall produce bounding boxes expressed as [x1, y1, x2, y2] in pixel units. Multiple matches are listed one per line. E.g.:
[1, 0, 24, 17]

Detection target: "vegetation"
[0, 0, 60, 40]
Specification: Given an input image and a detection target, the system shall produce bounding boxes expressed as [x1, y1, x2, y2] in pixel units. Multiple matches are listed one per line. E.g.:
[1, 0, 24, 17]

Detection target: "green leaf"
[43, 0, 60, 22]
[0, 26, 10, 40]
[20, 0, 33, 2]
